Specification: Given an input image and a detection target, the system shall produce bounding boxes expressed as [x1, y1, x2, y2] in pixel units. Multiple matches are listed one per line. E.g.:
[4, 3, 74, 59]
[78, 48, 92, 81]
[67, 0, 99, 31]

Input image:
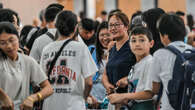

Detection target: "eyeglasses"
[109, 23, 123, 29]
[0, 38, 18, 47]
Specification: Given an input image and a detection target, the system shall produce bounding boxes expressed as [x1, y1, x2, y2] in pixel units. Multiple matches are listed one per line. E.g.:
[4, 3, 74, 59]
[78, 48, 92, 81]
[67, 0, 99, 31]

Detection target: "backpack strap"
[46, 32, 55, 40]
[47, 39, 73, 82]
[90, 47, 95, 54]
[166, 45, 186, 62]
[155, 46, 186, 109]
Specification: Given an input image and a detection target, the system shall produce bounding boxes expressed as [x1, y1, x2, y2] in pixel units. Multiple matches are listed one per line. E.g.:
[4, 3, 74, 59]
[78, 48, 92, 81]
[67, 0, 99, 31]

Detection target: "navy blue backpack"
[166, 45, 195, 110]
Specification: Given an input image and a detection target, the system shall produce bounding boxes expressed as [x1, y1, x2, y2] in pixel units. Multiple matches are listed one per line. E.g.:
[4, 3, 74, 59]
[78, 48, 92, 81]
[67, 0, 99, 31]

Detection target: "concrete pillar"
[86, 0, 96, 19]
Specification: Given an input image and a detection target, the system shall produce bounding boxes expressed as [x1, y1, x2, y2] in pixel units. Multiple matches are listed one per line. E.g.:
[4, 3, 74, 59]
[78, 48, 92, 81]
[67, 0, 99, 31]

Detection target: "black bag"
[166, 45, 195, 110]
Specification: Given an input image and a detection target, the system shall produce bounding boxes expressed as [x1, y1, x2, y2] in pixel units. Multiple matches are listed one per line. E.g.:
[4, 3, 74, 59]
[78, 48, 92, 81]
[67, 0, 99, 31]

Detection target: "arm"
[0, 88, 14, 110]
[84, 76, 93, 100]
[152, 82, 161, 95]
[108, 90, 154, 104]
[116, 76, 128, 88]
[29, 80, 53, 102]
[102, 68, 114, 94]
[20, 80, 53, 110]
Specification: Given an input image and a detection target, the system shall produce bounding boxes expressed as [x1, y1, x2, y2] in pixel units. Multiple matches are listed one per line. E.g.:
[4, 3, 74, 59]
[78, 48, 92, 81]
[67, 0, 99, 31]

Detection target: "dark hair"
[187, 14, 194, 31]
[0, 8, 20, 26]
[39, 9, 45, 22]
[55, 10, 77, 36]
[109, 9, 121, 16]
[20, 25, 34, 46]
[0, 3, 3, 9]
[108, 12, 129, 27]
[45, 7, 61, 23]
[142, 8, 165, 54]
[101, 10, 107, 15]
[0, 22, 19, 37]
[0, 22, 18, 58]
[129, 13, 147, 31]
[46, 3, 64, 10]
[79, 11, 86, 20]
[95, 21, 108, 64]
[157, 13, 186, 42]
[176, 11, 185, 16]
[80, 18, 95, 32]
[94, 20, 100, 33]
[130, 26, 153, 41]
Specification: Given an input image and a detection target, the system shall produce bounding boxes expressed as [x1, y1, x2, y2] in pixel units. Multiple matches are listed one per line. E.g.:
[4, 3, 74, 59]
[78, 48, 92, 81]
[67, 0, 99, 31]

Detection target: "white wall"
[73, 0, 83, 16]
[141, 0, 154, 11]
[1, 0, 56, 26]
[186, 0, 195, 19]
[104, 0, 116, 14]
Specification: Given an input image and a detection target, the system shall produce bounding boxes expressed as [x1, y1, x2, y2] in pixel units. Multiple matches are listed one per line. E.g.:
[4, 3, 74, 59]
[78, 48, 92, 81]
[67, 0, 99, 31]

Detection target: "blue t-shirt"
[106, 40, 136, 93]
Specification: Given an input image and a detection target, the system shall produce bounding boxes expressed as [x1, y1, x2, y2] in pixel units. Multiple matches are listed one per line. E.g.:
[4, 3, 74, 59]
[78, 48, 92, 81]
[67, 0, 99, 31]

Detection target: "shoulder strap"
[46, 32, 55, 40]
[166, 45, 186, 62]
[90, 47, 95, 54]
[47, 39, 73, 81]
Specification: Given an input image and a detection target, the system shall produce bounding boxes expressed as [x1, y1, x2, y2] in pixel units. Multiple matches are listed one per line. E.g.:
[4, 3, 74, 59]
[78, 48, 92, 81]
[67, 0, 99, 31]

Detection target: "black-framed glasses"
[108, 23, 123, 29]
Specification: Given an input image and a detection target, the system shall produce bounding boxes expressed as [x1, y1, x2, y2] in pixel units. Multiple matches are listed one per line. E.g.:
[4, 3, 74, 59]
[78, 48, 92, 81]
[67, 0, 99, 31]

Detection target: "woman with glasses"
[102, 12, 136, 110]
[0, 22, 53, 110]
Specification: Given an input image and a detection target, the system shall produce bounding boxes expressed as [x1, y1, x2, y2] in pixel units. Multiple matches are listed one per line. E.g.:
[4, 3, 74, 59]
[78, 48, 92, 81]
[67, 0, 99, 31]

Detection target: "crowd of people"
[0, 2, 195, 110]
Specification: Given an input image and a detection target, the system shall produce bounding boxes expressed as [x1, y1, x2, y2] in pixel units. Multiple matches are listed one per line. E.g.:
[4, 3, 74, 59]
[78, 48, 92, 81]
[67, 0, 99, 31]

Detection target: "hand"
[20, 96, 34, 110]
[1, 96, 14, 110]
[108, 93, 126, 104]
[87, 96, 99, 109]
[105, 83, 115, 95]
[116, 77, 128, 88]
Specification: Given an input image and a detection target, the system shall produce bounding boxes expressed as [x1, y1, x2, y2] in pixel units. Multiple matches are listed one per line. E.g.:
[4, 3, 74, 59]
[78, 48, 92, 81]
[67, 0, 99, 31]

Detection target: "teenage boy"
[149, 13, 192, 110]
[108, 26, 155, 110]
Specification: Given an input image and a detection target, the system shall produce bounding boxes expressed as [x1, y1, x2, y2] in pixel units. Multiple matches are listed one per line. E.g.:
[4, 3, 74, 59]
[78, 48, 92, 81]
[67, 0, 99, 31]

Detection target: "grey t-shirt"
[0, 53, 47, 102]
[30, 28, 56, 63]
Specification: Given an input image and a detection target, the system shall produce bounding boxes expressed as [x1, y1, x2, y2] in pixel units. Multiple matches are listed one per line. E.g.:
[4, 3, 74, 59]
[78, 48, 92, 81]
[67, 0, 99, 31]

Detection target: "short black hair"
[130, 26, 153, 41]
[187, 14, 194, 31]
[157, 13, 186, 42]
[45, 7, 61, 23]
[20, 25, 34, 46]
[0, 8, 20, 26]
[80, 18, 95, 32]
[46, 3, 64, 10]
[0, 22, 19, 37]
[55, 10, 77, 36]
[101, 10, 107, 15]
[109, 9, 121, 16]
[176, 11, 185, 16]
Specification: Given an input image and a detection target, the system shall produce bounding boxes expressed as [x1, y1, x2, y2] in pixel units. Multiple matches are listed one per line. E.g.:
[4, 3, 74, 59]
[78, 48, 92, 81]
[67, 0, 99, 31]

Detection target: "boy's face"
[130, 34, 153, 57]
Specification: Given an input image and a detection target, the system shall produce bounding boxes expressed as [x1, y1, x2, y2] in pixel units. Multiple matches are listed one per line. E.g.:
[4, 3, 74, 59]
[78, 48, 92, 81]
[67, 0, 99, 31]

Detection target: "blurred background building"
[0, 0, 195, 25]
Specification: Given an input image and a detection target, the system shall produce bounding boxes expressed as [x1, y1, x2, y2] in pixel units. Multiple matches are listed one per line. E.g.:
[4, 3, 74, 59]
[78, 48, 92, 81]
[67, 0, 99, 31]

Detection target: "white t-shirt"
[128, 55, 153, 102]
[40, 39, 98, 110]
[0, 53, 47, 101]
[150, 41, 192, 110]
[30, 28, 57, 63]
